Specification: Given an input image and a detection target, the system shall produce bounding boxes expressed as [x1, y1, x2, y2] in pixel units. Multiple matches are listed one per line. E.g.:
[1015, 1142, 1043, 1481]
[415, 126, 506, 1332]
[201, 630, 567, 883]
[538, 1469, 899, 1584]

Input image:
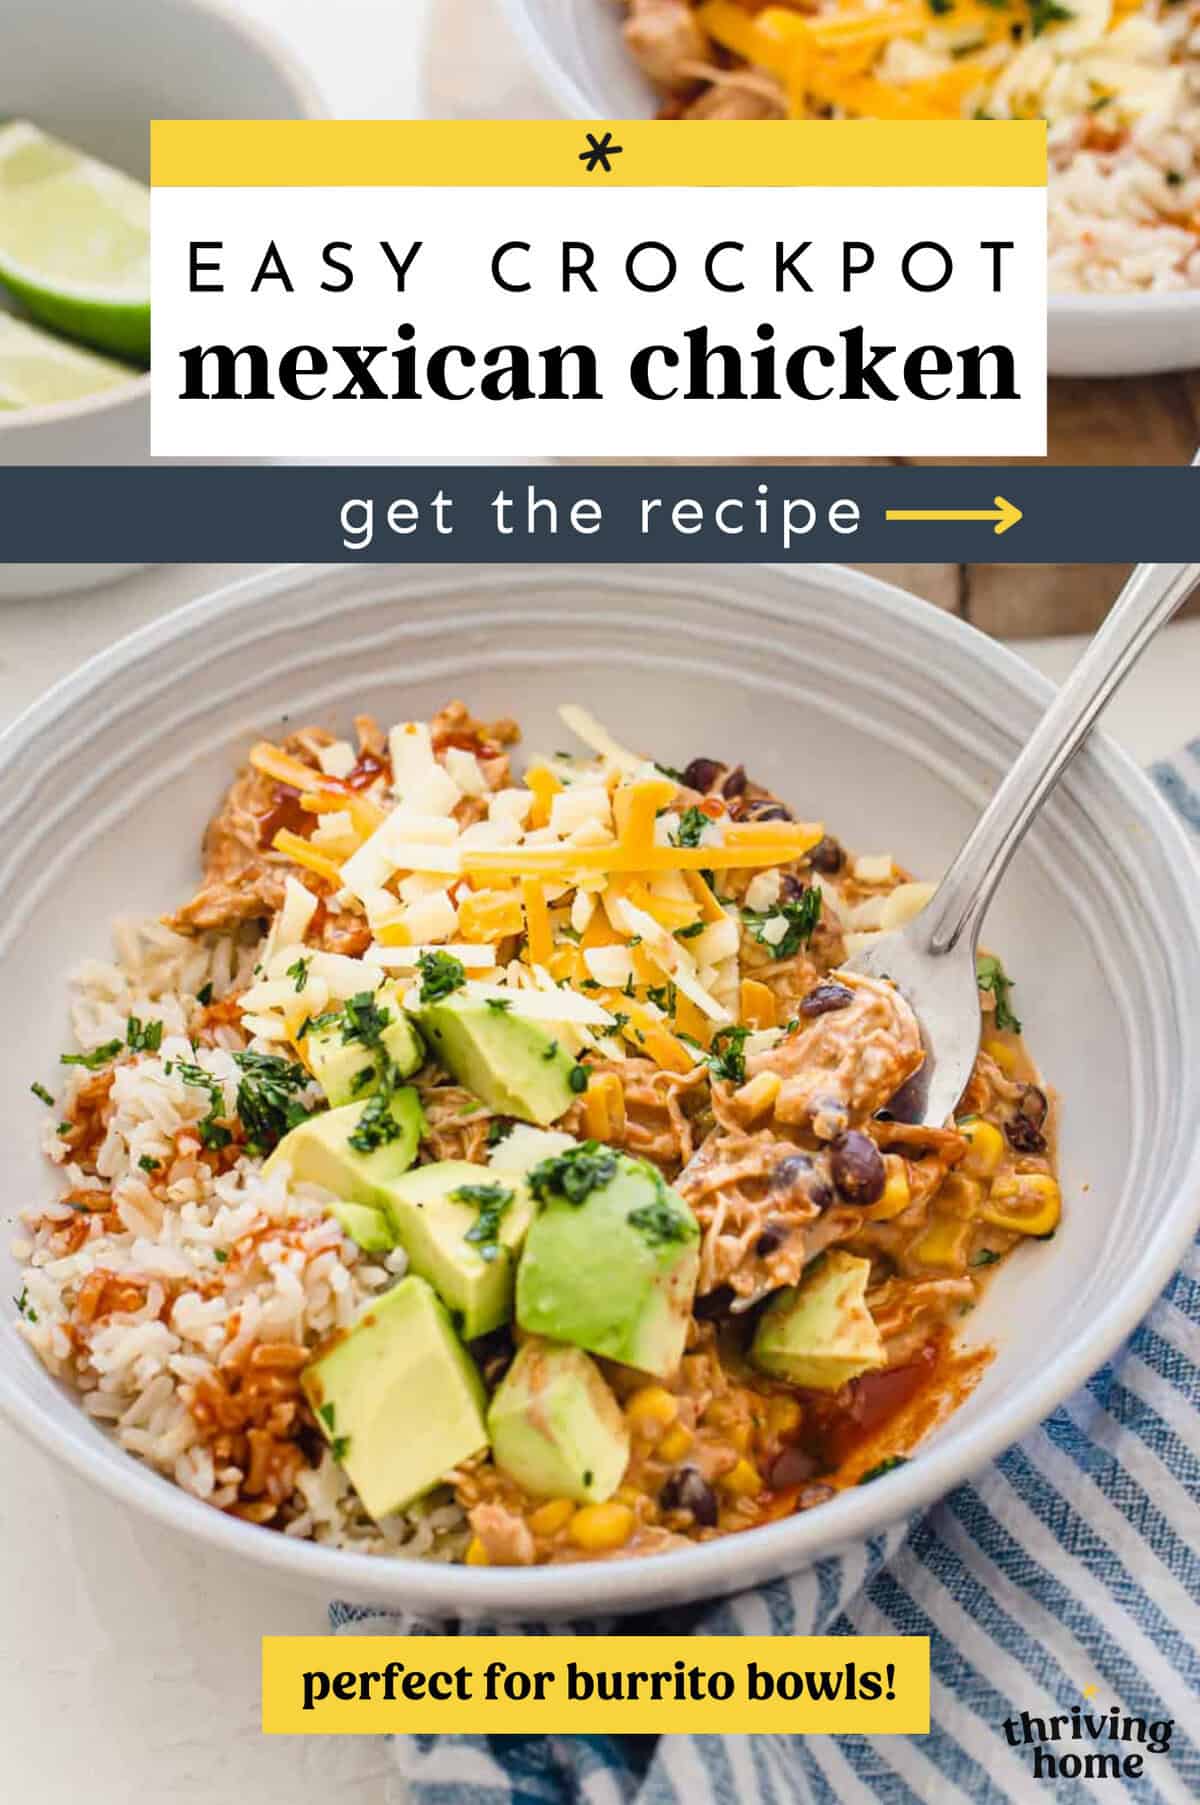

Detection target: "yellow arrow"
[885, 496, 1022, 536]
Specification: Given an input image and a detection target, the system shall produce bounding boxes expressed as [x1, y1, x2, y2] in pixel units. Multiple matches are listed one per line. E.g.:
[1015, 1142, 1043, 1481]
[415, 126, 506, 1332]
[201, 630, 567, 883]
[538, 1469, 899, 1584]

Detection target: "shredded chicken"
[747, 971, 923, 1137]
[624, 0, 709, 91]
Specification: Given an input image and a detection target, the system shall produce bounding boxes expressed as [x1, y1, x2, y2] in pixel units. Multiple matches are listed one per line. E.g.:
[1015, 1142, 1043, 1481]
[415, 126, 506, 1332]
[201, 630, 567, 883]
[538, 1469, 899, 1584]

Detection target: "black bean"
[682, 757, 722, 792]
[1005, 1084, 1048, 1154]
[692, 1284, 736, 1321]
[800, 981, 854, 1018]
[660, 1465, 719, 1527]
[807, 835, 845, 875]
[830, 1130, 886, 1206]
[721, 764, 748, 798]
[755, 1221, 788, 1258]
[742, 799, 793, 822]
[808, 1180, 835, 1211]
[768, 1445, 820, 1490]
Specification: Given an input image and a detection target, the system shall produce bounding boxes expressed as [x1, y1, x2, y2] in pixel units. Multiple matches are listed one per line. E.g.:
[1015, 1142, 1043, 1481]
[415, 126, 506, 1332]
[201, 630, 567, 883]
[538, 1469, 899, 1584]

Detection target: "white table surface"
[2, 560, 1197, 1804]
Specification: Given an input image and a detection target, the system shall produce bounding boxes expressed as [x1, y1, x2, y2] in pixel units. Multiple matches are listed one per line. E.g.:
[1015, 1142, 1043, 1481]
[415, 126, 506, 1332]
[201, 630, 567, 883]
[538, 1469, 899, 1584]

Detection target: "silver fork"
[844, 560, 1200, 1127]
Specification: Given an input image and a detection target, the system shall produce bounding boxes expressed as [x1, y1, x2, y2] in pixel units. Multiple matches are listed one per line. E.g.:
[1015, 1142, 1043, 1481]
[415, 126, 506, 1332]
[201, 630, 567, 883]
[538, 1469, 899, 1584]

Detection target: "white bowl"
[0, 0, 323, 465]
[1, 562, 1198, 1618]
[498, 0, 1200, 379]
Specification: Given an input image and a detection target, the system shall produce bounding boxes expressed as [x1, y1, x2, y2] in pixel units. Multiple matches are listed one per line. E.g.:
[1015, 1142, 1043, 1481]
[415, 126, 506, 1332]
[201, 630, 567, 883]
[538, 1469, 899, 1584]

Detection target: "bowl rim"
[0, 0, 326, 438]
[494, 0, 1200, 324]
[2, 558, 1198, 1616]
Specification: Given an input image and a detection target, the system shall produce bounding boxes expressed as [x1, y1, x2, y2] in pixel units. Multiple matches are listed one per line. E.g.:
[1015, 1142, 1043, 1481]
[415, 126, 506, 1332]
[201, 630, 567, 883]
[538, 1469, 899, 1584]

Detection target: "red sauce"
[435, 730, 500, 761]
[820, 1344, 939, 1468]
[345, 750, 389, 791]
[256, 784, 313, 848]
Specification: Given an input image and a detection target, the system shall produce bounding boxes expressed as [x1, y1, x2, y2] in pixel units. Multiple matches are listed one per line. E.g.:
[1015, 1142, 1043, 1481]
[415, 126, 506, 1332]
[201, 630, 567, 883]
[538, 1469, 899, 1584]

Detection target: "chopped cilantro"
[927, 0, 954, 12]
[568, 1064, 589, 1094]
[61, 1039, 122, 1071]
[196, 982, 214, 1007]
[1030, 0, 1073, 30]
[628, 1195, 696, 1246]
[331, 1435, 351, 1463]
[674, 920, 705, 940]
[608, 1011, 631, 1036]
[348, 1091, 401, 1155]
[858, 1456, 908, 1484]
[175, 1062, 233, 1149]
[670, 806, 710, 849]
[213, 1248, 229, 1263]
[286, 956, 311, 993]
[341, 990, 391, 1047]
[970, 1249, 1001, 1267]
[318, 1401, 336, 1430]
[453, 1181, 516, 1263]
[57, 1121, 72, 1136]
[528, 1140, 617, 1205]
[558, 924, 582, 944]
[742, 886, 822, 960]
[542, 1040, 559, 1061]
[126, 1015, 164, 1055]
[417, 950, 466, 1004]
[351, 1064, 376, 1094]
[707, 1024, 752, 1086]
[486, 997, 513, 1013]
[1166, 169, 1185, 187]
[13, 1287, 36, 1323]
[233, 1051, 313, 1155]
[137, 1155, 161, 1174]
[975, 953, 1021, 1032]
[655, 761, 686, 784]
[486, 1117, 515, 1148]
[30, 1082, 55, 1107]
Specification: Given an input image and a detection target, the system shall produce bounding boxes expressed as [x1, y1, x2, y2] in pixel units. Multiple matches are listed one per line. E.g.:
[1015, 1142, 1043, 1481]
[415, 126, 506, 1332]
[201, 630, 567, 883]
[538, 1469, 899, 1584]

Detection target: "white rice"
[16, 919, 470, 1560]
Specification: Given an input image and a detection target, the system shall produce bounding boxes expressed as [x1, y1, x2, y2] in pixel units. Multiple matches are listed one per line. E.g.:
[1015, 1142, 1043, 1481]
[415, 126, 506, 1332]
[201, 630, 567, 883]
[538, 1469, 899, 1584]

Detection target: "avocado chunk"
[264, 1086, 424, 1209]
[516, 1144, 700, 1379]
[488, 1122, 576, 1177]
[489, 1338, 630, 1504]
[415, 992, 580, 1126]
[302, 1275, 488, 1518]
[751, 1251, 885, 1391]
[383, 1159, 537, 1340]
[305, 983, 424, 1107]
[330, 1199, 396, 1255]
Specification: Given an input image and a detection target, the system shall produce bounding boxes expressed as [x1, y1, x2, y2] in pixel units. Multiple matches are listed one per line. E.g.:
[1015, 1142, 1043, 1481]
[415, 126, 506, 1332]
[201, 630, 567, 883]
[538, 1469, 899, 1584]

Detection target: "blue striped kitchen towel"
[332, 741, 1200, 1805]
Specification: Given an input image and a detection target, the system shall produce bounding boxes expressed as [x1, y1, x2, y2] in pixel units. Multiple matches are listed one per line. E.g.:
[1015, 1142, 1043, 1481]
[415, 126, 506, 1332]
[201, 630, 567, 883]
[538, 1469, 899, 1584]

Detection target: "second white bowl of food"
[499, 0, 1200, 378]
[1, 562, 1197, 1618]
[0, 0, 323, 467]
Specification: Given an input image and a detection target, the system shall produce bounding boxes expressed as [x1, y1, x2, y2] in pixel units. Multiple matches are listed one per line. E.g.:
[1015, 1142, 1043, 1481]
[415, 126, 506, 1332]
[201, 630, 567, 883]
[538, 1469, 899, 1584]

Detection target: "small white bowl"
[1, 562, 1198, 1620]
[498, 0, 1200, 378]
[0, 0, 324, 466]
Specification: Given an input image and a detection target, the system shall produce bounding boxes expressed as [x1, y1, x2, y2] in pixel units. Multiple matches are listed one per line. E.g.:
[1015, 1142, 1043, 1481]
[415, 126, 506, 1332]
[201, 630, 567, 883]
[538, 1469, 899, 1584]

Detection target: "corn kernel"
[740, 978, 777, 1030]
[911, 1213, 972, 1269]
[734, 1070, 781, 1121]
[529, 1498, 576, 1537]
[983, 1036, 1020, 1076]
[569, 1502, 636, 1552]
[465, 1536, 490, 1567]
[720, 1458, 763, 1498]
[865, 1154, 911, 1221]
[959, 1118, 1005, 1179]
[981, 1172, 1061, 1238]
[657, 1423, 694, 1463]
[767, 1395, 803, 1439]
[626, 1385, 679, 1434]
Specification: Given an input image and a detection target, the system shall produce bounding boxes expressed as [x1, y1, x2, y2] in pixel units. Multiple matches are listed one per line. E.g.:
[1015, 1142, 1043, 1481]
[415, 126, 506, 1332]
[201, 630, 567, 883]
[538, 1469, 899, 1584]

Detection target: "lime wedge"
[0, 310, 136, 410]
[0, 121, 149, 365]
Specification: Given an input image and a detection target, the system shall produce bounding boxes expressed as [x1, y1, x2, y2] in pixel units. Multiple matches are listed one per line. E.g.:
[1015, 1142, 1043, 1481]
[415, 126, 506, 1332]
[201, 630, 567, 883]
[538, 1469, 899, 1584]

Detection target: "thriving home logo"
[1003, 1704, 1174, 1782]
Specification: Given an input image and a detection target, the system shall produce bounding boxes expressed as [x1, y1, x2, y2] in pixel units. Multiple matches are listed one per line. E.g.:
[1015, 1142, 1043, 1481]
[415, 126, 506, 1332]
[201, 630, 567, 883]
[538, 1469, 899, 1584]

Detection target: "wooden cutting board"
[427, 0, 1198, 633]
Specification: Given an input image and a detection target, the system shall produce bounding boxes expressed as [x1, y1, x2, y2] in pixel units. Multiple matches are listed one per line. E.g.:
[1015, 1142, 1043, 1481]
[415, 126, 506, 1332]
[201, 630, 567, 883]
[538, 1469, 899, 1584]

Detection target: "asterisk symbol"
[579, 130, 623, 174]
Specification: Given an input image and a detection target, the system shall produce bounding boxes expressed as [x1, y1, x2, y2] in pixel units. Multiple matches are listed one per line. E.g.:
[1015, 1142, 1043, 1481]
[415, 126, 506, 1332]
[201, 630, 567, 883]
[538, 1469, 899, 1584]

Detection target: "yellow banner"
[262, 1634, 929, 1735]
[151, 119, 1045, 190]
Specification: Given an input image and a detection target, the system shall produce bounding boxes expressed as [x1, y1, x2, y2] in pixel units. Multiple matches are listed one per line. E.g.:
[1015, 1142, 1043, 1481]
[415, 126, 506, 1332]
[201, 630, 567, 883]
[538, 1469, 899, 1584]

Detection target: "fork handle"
[920, 560, 1200, 958]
